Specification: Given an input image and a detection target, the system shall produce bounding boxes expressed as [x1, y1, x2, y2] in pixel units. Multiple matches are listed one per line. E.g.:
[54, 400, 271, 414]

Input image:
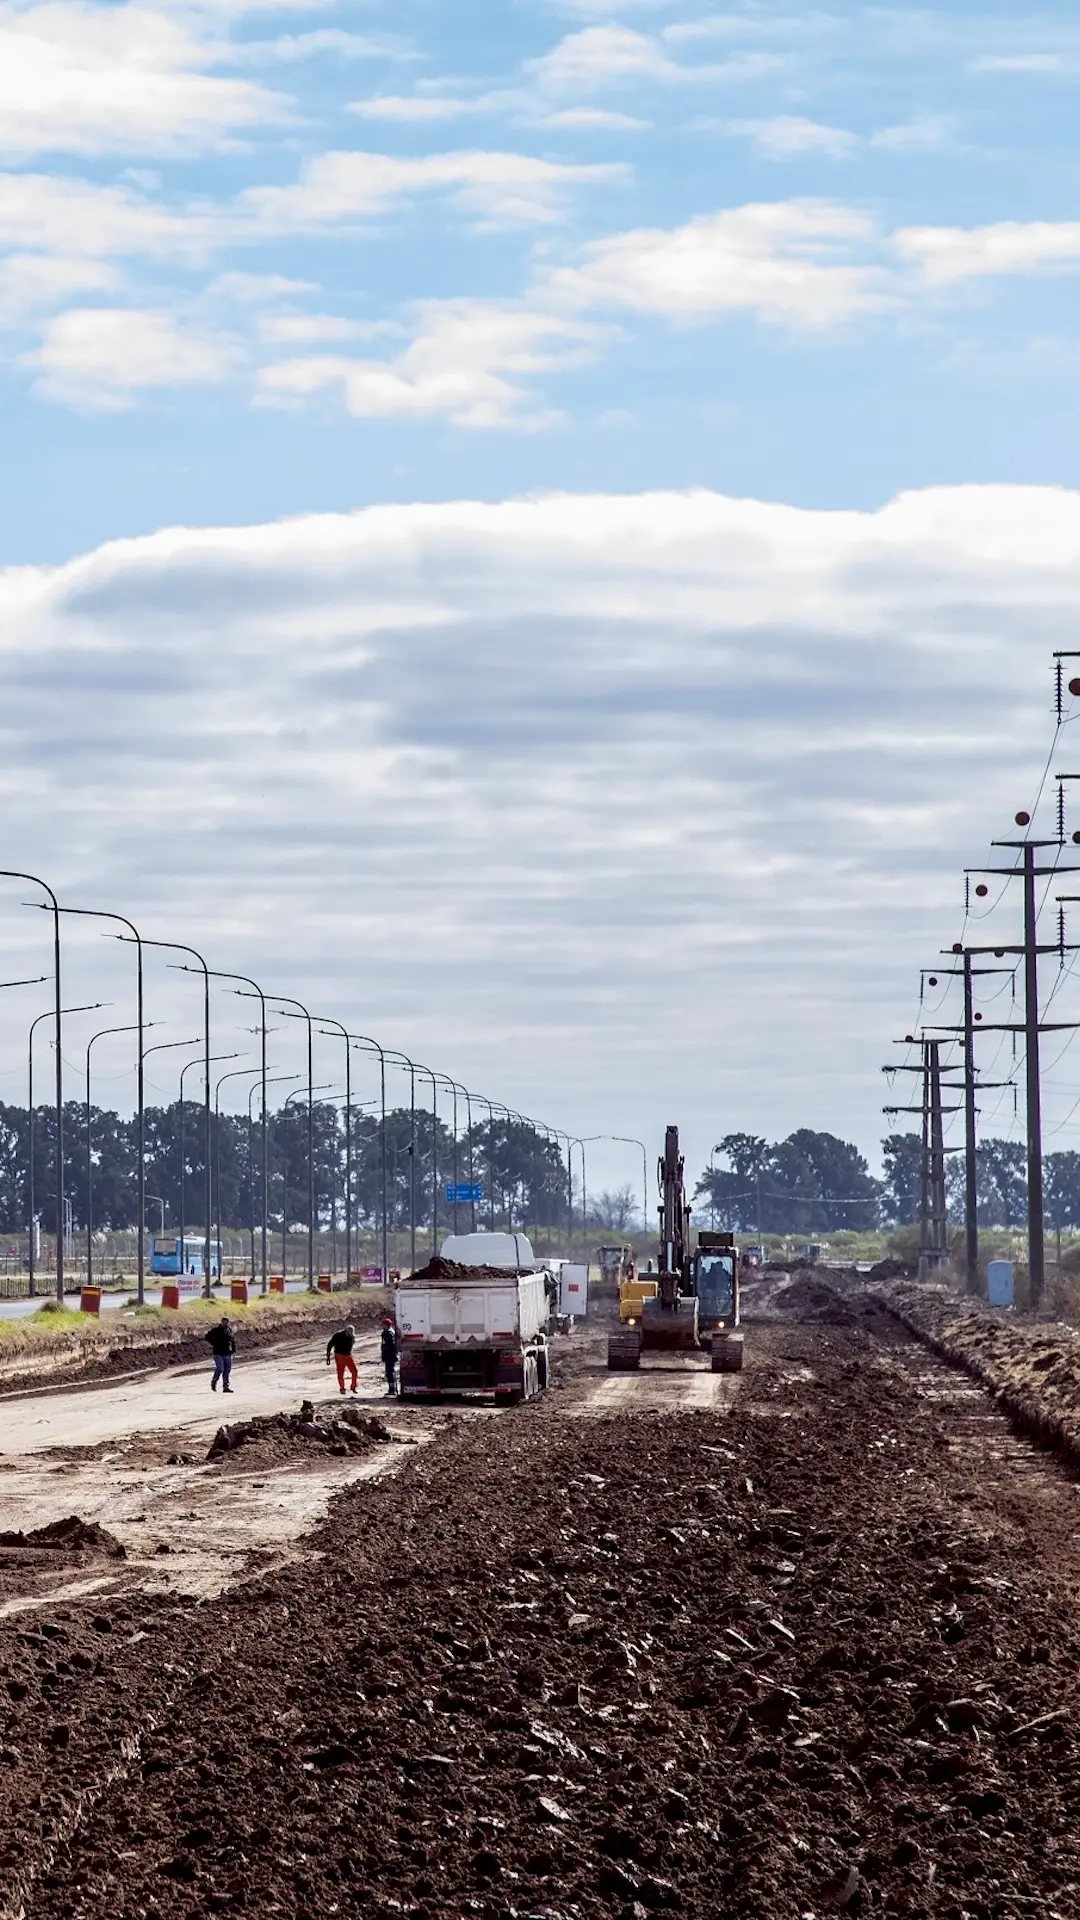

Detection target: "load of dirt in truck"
[407, 1255, 523, 1282]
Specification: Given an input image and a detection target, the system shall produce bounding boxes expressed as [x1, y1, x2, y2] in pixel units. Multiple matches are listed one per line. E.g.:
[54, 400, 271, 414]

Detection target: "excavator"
[607, 1124, 743, 1373]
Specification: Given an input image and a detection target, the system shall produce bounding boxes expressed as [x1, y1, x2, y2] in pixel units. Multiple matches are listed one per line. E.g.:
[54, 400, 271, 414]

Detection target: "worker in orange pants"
[325, 1321, 358, 1394]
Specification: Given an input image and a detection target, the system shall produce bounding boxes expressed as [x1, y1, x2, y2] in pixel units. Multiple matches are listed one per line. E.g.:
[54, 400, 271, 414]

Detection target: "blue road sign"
[445, 1182, 484, 1205]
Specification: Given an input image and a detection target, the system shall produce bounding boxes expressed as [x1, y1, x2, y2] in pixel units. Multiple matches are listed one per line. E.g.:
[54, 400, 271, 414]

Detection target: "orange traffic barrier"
[161, 1283, 181, 1310]
[269, 1274, 285, 1294]
[231, 1278, 249, 1305]
[317, 1273, 333, 1293]
[80, 1286, 101, 1316]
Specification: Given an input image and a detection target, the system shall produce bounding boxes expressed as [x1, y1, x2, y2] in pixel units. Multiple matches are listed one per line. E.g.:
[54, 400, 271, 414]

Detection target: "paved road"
[0, 1277, 319, 1319]
[0, 1333, 385, 1454]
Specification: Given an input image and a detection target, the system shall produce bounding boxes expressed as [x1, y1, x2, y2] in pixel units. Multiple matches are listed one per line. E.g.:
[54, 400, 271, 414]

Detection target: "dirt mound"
[29, 1340, 1080, 1920]
[772, 1276, 860, 1324]
[406, 1255, 522, 1281]
[206, 1399, 400, 1469]
[0, 1515, 125, 1558]
[868, 1256, 917, 1280]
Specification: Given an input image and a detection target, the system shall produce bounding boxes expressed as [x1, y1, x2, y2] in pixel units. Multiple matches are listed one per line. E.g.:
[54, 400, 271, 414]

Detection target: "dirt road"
[2, 1311, 1080, 1916]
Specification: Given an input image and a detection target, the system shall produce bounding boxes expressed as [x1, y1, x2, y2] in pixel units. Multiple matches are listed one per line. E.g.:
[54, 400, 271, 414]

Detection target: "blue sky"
[4, 0, 1080, 1193]
[6, 1, 1080, 557]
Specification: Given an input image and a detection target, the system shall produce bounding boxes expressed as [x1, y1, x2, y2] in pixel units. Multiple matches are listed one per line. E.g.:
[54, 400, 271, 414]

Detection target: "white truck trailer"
[397, 1267, 551, 1403]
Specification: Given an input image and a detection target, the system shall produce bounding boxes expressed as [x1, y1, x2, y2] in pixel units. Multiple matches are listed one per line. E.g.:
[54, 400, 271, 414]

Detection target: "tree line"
[695, 1129, 1080, 1233]
[0, 1102, 569, 1237]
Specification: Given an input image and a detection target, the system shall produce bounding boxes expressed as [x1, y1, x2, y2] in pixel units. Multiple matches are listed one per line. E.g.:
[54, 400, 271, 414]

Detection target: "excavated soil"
[887, 1282, 1080, 1465]
[205, 1401, 406, 1471]
[0, 1323, 1078, 1916]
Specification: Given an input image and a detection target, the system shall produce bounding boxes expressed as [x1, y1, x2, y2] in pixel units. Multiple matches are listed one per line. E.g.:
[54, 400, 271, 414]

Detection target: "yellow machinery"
[607, 1126, 743, 1373]
[618, 1275, 658, 1322]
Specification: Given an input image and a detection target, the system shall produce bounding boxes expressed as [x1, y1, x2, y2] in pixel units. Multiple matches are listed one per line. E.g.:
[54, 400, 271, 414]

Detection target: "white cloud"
[0, 170, 218, 260]
[259, 311, 391, 344]
[533, 106, 649, 128]
[258, 298, 605, 427]
[28, 306, 234, 406]
[729, 116, 857, 161]
[548, 200, 888, 326]
[527, 24, 679, 87]
[242, 147, 626, 230]
[871, 115, 953, 154]
[969, 53, 1065, 74]
[0, 484, 1076, 1167]
[0, 249, 117, 320]
[895, 219, 1080, 286]
[349, 94, 484, 123]
[0, 0, 289, 156]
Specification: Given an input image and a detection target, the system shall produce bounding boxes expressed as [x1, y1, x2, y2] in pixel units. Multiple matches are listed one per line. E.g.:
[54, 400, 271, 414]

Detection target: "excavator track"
[607, 1329, 643, 1370]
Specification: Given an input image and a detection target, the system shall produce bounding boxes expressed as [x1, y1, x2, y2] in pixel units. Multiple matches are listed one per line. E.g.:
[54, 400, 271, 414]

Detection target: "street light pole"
[136, 938, 214, 1298]
[85, 1023, 140, 1287]
[337, 1031, 389, 1281]
[28, 1001, 103, 1298]
[271, 996, 316, 1290]
[214, 1067, 261, 1276]
[176, 1048, 238, 1284]
[54, 909, 150, 1301]
[248, 1074, 299, 1290]
[2, 872, 65, 1299]
[212, 974, 270, 1295]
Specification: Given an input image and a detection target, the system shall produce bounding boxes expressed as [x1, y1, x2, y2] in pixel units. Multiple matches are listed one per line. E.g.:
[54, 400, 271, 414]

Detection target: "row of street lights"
[3, 870, 648, 1300]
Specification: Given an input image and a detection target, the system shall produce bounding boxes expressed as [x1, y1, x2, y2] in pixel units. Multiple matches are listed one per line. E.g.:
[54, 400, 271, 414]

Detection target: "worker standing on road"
[206, 1316, 236, 1393]
[381, 1316, 398, 1397]
[326, 1320, 358, 1395]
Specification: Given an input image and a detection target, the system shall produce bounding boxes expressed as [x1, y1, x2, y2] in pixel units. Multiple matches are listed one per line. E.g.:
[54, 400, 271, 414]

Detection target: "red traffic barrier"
[161, 1284, 181, 1310]
[80, 1286, 101, 1316]
[231, 1279, 249, 1305]
[317, 1273, 333, 1293]
[269, 1275, 285, 1294]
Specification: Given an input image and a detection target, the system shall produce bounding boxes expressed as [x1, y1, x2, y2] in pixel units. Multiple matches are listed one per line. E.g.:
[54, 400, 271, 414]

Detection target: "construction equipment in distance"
[607, 1124, 743, 1374]
[596, 1242, 634, 1298]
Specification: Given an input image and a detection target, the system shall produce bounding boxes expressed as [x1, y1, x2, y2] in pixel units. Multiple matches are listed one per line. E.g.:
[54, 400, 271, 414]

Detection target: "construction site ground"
[1, 1280, 1079, 1917]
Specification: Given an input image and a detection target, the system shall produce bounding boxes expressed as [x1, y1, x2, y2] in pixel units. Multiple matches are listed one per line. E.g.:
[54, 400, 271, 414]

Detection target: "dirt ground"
[1, 1295, 1080, 1916]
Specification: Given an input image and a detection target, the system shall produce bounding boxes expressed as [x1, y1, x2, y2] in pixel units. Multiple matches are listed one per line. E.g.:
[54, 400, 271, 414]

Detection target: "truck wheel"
[536, 1348, 549, 1392]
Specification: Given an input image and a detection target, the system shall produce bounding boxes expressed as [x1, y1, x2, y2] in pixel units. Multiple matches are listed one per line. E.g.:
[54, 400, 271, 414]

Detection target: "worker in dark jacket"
[206, 1317, 236, 1393]
[326, 1321, 358, 1395]
[381, 1317, 398, 1397]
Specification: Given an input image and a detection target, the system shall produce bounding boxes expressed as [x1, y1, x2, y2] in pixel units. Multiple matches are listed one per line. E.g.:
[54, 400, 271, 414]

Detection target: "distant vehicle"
[740, 1244, 766, 1271]
[802, 1242, 826, 1266]
[439, 1231, 536, 1270]
[149, 1233, 221, 1279]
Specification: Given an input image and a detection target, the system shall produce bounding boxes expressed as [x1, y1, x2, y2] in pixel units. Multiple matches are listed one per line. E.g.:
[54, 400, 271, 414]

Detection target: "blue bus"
[149, 1234, 222, 1279]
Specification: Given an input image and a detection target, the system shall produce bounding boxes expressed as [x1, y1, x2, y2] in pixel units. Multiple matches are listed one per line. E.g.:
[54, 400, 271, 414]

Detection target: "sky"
[4, 0, 1080, 1209]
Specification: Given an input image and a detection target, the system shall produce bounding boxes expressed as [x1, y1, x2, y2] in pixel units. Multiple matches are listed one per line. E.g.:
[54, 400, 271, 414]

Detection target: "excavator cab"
[694, 1232, 743, 1373]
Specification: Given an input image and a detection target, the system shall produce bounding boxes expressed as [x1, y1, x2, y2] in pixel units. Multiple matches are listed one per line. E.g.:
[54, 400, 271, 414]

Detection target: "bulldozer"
[607, 1124, 743, 1373]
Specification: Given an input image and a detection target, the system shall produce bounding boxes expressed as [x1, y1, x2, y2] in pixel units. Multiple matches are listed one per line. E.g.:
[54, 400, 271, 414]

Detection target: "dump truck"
[607, 1126, 743, 1374]
[397, 1237, 551, 1404]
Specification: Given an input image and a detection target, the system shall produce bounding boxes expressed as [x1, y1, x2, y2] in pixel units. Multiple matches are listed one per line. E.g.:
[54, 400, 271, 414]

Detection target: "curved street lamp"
[2, 871, 64, 1298]
[85, 1022, 142, 1287]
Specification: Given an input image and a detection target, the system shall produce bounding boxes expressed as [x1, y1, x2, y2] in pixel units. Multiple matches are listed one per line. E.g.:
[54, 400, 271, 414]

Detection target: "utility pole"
[884, 1042, 964, 1274]
[963, 824, 1080, 1308]
[921, 954, 1015, 1294]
